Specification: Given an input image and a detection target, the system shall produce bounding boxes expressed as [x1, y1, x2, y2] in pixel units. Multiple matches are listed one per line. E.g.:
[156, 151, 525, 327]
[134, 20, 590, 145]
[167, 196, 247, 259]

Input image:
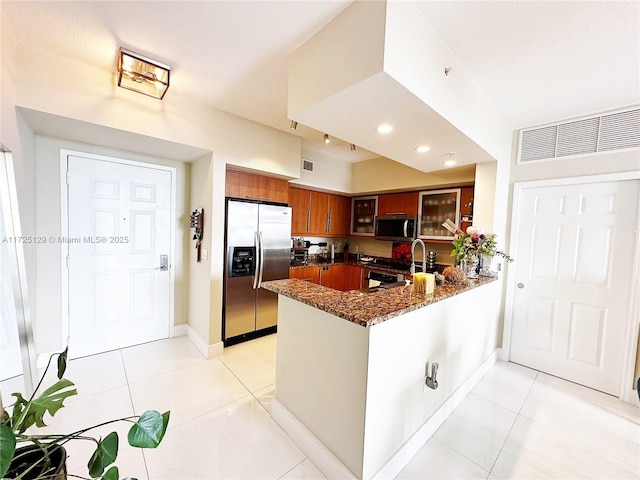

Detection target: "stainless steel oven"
[364, 268, 405, 289]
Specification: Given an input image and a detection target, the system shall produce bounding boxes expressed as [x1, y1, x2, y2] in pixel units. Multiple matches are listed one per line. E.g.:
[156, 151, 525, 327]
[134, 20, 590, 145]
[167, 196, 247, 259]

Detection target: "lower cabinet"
[289, 266, 320, 284]
[290, 264, 363, 291]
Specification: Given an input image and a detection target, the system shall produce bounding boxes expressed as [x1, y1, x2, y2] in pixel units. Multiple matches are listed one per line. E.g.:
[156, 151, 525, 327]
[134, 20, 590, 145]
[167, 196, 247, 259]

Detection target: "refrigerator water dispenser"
[230, 246, 255, 277]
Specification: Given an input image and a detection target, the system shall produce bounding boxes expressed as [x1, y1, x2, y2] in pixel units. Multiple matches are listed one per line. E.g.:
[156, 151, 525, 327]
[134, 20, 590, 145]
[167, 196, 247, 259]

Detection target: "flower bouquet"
[443, 219, 513, 277]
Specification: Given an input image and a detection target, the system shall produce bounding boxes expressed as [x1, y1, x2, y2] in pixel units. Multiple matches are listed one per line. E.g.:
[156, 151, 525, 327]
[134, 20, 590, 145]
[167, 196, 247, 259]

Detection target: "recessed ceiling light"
[415, 145, 430, 153]
[376, 124, 394, 134]
[444, 160, 457, 167]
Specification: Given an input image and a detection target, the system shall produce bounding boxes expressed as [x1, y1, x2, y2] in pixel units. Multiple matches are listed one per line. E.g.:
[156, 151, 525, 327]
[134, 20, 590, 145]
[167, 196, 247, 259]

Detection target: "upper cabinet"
[351, 196, 378, 236]
[289, 187, 311, 234]
[418, 188, 461, 241]
[225, 169, 289, 204]
[290, 186, 350, 237]
[328, 194, 351, 236]
[377, 192, 419, 216]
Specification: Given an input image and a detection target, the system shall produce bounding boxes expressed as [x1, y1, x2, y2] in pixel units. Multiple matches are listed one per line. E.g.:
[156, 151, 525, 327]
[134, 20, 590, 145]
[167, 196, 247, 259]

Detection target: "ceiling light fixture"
[444, 152, 456, 167]
[444, 66, 453, 77]
[376, 124, 394, 134]
[350, 144, 357, 151]
[323, 134, 331, 144]
[117, 48, 170, 99]
[290, 121, 298, 130]
[415, 145, 431, 153]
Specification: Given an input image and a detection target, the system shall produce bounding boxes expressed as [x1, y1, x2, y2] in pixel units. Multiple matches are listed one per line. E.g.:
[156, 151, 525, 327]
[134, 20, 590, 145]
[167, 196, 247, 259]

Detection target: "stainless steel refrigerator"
[223, 199, 291, 345]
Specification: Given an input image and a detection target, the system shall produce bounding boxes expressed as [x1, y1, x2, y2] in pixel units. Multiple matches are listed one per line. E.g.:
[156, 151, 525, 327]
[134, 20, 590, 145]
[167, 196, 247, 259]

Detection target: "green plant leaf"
[57, 347, 69, 379]
[127, 410, 170, 448]
[11, 379, 77, 432]
[0, 424, 16, 478]
[88, 431, 119, 478]
[102, 465, 120, 480]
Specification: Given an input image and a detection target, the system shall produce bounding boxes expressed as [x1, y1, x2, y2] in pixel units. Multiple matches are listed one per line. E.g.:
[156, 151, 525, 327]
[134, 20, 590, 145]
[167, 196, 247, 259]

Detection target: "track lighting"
[323, 134, 330, 144]
[290, 121, 298, 130]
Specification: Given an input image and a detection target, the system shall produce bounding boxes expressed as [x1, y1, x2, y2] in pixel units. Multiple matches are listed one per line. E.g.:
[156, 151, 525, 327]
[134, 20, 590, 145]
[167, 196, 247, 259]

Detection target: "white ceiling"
[3, 1, 639, 165]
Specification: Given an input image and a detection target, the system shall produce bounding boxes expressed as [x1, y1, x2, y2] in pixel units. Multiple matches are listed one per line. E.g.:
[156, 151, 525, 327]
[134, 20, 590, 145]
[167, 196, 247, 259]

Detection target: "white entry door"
[510, 179, 639, 395]
[66, 155, 173, 359]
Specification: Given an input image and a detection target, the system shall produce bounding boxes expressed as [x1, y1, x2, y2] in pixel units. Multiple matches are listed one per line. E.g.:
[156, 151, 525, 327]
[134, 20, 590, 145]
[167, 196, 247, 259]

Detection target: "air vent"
[519, 108, 640, 162]
[302, 159, 314, 173]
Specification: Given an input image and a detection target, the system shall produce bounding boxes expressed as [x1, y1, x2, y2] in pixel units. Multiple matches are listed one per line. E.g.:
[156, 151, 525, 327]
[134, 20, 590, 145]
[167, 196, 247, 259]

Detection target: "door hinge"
[66, 172, 70, 185]
[65, 255, 70, 268]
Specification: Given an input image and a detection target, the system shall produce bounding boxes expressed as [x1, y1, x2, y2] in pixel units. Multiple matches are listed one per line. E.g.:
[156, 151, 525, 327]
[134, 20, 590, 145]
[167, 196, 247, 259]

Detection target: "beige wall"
[351, 157, 475, 195]
[188, 155, 213, 345]
[1, 18, 305, 356]
[290, 147, 352, 194]
[288, 0, 386, 119]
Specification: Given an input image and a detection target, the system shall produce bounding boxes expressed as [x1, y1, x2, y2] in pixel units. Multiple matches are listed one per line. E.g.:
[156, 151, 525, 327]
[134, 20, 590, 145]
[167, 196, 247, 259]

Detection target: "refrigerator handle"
[257, 231, 265, 287]
[252, 231, 260, 290]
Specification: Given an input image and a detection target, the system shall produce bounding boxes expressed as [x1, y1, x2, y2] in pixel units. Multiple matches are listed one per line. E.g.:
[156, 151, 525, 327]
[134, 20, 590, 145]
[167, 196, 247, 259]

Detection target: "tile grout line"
[486, 370, 540, 476]
[216, 356, 273, 415]
[119, 349, 151, 480]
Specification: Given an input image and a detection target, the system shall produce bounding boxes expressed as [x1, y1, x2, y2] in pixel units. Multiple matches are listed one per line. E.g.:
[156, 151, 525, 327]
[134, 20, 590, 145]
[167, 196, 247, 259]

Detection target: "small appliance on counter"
[291, 236, 309, 265]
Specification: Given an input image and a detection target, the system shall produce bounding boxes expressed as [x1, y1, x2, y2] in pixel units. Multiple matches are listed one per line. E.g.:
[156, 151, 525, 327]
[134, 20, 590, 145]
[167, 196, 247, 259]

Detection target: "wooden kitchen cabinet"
[377, 192, 419, 216]
[418, 188, 461, 240]
[351, 196, 377, 236]
[320, 264, 363, 291]
[309, 190, 330, 234]
[318, 264, 337, 288]
[292, 264, 363, 291]
[336, 264, 364, 291]
[328, 194, 351, 236]
[289, 187, 312, 235]
[289, 266, 320, 284]
[226, 169, 289, 204]
[290, 186, 351, 237]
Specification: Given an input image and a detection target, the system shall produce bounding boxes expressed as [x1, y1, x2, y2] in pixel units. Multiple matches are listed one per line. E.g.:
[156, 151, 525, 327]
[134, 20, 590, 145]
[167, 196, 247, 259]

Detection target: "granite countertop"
[261, 276, 498, 327]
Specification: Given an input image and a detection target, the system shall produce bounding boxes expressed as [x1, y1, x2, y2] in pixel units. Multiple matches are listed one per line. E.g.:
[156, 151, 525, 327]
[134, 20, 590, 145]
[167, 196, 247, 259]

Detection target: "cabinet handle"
[307, 210, 310, 232]
[386, 212, 405, 215]
[326, 213, 332, 232]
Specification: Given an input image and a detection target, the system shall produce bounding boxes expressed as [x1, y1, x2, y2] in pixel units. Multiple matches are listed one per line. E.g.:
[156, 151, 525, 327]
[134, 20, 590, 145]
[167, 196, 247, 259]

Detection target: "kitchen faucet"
[410, 238, 426, 275]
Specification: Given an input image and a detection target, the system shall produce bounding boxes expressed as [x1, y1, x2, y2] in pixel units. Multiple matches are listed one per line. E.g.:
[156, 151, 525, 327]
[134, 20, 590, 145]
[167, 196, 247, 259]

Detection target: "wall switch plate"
[202, 248, 208, 260]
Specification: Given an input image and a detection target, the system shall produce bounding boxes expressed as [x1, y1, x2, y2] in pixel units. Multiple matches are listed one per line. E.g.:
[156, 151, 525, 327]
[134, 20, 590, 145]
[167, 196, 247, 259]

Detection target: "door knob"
[156, 254, 169, 271]
[517, 282, 524, 289]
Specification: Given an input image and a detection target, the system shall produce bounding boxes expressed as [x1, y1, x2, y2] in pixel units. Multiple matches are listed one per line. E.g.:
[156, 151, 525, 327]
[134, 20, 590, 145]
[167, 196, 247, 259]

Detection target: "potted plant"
[451, 226, 513, 277]
[0, 348, 170, 480]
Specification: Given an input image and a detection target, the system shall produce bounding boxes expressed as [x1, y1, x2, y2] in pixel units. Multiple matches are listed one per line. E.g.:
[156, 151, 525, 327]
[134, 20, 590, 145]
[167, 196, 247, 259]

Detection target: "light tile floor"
[2, 335, 638, 479]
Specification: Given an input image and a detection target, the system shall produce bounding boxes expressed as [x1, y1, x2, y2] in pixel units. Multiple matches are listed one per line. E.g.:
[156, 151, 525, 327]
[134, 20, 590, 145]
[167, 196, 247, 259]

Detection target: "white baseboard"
[272, 399, 357, 480]
[497, 346, 509, 361]
[273, 349, 499, 480]
[372, 349, 499, 480]
[172, 324, 187, 337]
[185, 324, 223, 359]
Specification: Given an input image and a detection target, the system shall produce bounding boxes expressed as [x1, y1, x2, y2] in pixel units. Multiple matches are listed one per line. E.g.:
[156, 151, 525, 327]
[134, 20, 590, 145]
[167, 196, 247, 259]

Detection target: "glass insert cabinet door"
[351, 195, 377, 236]
[418, 188, 461, 240]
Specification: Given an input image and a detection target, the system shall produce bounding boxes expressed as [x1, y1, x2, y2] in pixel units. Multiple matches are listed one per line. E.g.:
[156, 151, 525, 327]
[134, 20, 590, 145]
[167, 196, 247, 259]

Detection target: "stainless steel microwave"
[374, 215, 418, 242]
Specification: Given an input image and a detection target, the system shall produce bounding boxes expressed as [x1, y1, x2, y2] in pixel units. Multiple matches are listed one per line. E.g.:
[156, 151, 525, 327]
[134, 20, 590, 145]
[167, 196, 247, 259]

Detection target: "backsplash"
[348, 238, 454, 265]
[291, 236, 455, 265]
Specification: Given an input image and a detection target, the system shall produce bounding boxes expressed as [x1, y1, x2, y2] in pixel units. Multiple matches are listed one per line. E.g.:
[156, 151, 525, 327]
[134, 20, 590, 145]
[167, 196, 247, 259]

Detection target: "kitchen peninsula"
[261, 276, 501, 480]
